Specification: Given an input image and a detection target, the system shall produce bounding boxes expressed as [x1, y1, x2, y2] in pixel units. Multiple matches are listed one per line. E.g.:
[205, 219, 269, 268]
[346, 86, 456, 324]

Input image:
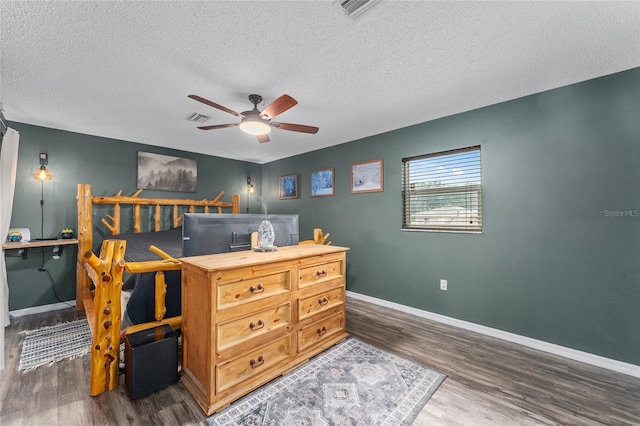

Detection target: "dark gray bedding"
[105, 227, 183, 326]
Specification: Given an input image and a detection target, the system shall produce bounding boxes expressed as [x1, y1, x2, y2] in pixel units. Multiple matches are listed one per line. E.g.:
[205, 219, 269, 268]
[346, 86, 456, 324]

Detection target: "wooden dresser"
[180, 244, 349, 415]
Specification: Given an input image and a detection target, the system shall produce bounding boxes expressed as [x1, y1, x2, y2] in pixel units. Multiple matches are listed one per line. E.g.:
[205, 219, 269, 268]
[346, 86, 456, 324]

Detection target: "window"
[402, 146, 482, 232]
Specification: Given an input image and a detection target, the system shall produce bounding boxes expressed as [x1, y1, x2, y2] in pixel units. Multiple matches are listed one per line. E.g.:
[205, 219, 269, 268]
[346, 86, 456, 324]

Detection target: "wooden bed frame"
[75, 184, 240, 396]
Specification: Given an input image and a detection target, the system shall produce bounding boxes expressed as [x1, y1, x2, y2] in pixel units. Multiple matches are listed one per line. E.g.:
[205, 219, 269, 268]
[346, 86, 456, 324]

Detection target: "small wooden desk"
[2, 238, 79, 258]
[2, 238, 79, 250]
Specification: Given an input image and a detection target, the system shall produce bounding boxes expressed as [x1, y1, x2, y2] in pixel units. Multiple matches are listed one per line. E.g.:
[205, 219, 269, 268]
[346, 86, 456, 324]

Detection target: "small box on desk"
[124, 325, 178, 399]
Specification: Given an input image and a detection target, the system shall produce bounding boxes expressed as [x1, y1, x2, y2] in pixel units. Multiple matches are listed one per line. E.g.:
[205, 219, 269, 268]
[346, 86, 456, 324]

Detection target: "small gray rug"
[205, 337, 446, 426]
[19, 319, 92, 373]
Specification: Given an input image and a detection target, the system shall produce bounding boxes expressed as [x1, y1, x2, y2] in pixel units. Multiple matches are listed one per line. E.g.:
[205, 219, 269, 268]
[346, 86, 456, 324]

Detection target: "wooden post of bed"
[75, 183, 241, 397]
[76, 184, 93, 311]
[84, 240, 126, 395]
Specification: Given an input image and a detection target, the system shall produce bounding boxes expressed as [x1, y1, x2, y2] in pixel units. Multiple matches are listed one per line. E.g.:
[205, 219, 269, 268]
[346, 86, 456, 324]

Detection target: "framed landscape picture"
[310, 168, 335, 197]
[279, 173, 298, 199]
[137, 151, 197, 192]
[351, 158, 384, 193]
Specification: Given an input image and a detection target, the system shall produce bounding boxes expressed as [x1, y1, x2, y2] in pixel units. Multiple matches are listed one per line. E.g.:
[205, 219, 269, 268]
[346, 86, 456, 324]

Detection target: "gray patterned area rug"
[205, 337, 446, 426]
[19, 319, 92, 373]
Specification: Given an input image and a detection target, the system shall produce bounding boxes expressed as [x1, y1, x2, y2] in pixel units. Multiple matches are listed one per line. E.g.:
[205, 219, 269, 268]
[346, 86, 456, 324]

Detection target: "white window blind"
[402, 146, 482, 232]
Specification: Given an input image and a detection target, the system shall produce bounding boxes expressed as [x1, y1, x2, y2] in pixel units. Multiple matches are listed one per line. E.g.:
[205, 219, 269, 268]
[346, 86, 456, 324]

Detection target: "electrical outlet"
[440, 279, 448, 291]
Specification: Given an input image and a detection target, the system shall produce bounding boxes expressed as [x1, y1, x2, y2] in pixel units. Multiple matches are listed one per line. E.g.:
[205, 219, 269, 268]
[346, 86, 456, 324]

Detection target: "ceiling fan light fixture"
[239, 114, 271, 135]
[189, 93, 317, 142]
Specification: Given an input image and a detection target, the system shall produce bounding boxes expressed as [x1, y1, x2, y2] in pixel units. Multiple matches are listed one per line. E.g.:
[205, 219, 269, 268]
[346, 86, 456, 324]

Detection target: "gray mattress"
[104, 227, 182, 326]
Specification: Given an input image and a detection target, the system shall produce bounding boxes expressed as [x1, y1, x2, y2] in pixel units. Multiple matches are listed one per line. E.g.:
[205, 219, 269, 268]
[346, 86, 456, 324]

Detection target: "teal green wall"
[6, 123, 261, 310]
[263, 68, 640, 365]
[6, 68, 639, 366]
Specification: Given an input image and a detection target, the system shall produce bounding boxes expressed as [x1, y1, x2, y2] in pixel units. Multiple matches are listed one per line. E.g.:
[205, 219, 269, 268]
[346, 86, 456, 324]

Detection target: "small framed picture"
[310, 168, 335, 197]
[351, 159, 384, 193]
[279, 173, 298, 199]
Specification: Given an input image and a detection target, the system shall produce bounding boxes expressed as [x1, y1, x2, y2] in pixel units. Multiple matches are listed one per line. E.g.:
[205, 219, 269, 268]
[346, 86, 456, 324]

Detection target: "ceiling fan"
[188, 93, 319, 143]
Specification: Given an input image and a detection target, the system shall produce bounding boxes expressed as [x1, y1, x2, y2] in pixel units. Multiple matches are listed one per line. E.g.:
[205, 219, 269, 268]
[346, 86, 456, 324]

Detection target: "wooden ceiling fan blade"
[188, 95, 244, 118]
[271, 122, 319, 134]
[257, 134, 270, 143]
[197, 123, 239, 130]
[260, 94, 297, 119]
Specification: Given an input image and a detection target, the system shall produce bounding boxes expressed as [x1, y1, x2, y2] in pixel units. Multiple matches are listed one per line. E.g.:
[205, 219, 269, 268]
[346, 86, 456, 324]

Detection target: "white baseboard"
[346, 291, 640, 379]
[9, 301, 76, 318]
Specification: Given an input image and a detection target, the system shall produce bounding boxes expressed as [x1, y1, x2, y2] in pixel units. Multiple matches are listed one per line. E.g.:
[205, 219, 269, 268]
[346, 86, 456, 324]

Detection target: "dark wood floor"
[1, 297, 639, 425]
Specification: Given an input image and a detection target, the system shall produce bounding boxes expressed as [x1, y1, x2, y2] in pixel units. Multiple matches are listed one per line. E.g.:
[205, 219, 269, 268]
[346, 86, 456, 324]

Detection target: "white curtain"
[0, 128, 20, 371]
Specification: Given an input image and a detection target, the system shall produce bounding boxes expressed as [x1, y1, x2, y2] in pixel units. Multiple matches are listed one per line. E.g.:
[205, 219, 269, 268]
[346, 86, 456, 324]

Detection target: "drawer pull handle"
[316, 270, 327, 278]
[249, 320, 265, 331]
[317, 326, 327, 336]
[250, 355, 264, 369]
[318, 297, 329, 306]
[249, 284, 265, 294]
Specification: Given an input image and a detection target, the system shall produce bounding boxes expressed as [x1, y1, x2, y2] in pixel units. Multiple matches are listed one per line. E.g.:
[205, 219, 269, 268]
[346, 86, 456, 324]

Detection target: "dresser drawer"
[217, 270, 291, 310]
[297, 312, 345, 352]
[216, 336, 290, 394]
[217, 303, 291, 353]
[298, 257, 343, 289]
[298, 286, 344, 321]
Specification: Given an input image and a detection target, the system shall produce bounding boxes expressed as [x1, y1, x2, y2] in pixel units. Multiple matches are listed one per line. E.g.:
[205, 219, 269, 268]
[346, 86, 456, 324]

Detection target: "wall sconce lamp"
[239, 95, 271, 136]
[33, 153, 53, 180]
[247, 177, 255, 194]
[33, 153, 52, 239]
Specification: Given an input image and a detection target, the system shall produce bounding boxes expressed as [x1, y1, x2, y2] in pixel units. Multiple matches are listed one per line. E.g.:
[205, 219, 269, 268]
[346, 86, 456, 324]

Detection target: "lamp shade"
[34, 165, 52, 180]
[239, 111, 271, 135]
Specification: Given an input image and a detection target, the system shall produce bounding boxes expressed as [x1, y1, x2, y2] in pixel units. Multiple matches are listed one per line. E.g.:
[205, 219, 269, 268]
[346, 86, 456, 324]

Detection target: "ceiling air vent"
[186, 112, 209, 123]
[340, 0, 378, 18]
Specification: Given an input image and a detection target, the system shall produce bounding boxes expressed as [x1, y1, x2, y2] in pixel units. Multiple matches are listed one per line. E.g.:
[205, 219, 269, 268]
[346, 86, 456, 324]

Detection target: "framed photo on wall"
[310, 168, 335, 197]
[137, 151, 197, 192]
[351, 158, 384, 193]
[279, 173, 298, 199]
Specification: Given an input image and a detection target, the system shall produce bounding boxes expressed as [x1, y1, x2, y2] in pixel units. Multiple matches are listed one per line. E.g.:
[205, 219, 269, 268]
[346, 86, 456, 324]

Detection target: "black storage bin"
[124, 324, 178, 399]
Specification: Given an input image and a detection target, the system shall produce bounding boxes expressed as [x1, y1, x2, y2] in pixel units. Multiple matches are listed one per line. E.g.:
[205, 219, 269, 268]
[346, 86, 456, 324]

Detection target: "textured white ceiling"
[2, 1, 639, 164]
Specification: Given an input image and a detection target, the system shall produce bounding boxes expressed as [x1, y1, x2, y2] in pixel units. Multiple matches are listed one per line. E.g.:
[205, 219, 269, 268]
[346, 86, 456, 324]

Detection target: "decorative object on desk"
[298, 228, 332, 245]
[19, 319, 92, 373]
[205, 337, 446, 426]
[6, 227, 30, 243]
[60, 228, 75, 239]
[254, 219, 276, 251]
[351, 158, 384, 193]
[310, 167, 335, 197]
[7, 230, 22, 242]
[279, 173, 298, 200]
